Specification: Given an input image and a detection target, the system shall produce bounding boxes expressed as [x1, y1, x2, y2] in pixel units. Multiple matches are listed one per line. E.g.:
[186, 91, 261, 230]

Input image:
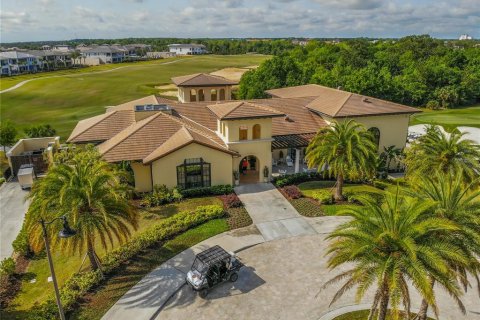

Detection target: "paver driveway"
[235, 183, 316, 241]
[0, 182, 29, 259]
[158, 233, 480, 320]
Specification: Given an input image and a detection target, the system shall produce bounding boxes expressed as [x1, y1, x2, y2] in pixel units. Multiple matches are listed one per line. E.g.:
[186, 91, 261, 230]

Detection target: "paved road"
[235, 183, 317, 241]
[0, 182, 29, 260]
[159, 233, 480, 320]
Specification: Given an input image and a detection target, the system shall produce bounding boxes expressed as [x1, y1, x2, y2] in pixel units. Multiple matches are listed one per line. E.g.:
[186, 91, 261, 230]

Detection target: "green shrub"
[140, 185, 183, 207]
[28, 204, 225, 319]
[12, 225, 32, 256]
[373, 180, 389, 190]
[0, 257, 16, 276]
[311, 190, 334, 204]
[273, 172, 324, 187]
[179, 185, 233, 198]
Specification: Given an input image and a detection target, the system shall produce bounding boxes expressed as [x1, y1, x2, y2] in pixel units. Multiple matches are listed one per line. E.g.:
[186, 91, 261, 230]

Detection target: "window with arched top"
[189, 89, 197, 102]
[219, 88, 225, 100]
[211, 89, 217, 101]
[252, 124, 261, 139]
[239, 126, 248, 140]
[368, 127, 381, 150]
[198, 89, 205, 102]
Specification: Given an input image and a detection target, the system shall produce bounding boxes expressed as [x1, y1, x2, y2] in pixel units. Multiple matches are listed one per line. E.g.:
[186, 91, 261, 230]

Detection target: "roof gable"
[171, 73, 238, 87]
[207, 101, 284, 120]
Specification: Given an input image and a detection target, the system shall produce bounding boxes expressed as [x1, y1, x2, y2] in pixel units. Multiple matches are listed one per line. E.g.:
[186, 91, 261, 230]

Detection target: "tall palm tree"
[381, 145, 402, 172]
[26, 147, 138, 271]
[405, 125, 480, 182]
[306, 120, 377, 200]
[407, 172, 480, 320]
[324, 190, 467, 320]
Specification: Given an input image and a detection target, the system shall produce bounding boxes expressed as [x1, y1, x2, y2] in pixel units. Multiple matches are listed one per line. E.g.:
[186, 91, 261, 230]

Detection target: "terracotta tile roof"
[171, 73, 238, 87]
[265, 84, 420, 117]
[207, 101, 284, 120]
[97, 108, 235, 163]
[107, 95, 159, 112]
[67, 110, 134, 143]
[265, 84, 334, 98]
[143, 126, 237, 164]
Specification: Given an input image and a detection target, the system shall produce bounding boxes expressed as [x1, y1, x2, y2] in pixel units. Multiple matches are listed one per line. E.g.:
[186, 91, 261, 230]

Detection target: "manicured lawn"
[69, 219, 229, 320]
[9, 197, 222, 311]
[333, 310, 434, 320]
[297, 181, 385, 216]
[410, 105, 480, 131]
[0, 54, 270, 139]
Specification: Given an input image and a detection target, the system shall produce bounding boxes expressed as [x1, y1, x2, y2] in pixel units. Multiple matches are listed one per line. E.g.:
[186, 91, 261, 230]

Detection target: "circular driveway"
[158, 234, 480, 320]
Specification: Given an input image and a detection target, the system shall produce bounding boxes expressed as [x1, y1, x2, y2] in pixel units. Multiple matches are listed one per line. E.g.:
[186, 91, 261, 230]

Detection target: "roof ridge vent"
[135, 104, 173, 113]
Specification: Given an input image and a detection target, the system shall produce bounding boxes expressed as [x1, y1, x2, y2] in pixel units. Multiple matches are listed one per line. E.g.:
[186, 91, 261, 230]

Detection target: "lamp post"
[40, 216, 76, 320]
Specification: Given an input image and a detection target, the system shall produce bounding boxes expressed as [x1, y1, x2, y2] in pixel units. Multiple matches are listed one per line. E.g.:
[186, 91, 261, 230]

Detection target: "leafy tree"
[25, 124, 56, 138]
[325, 190, 465, 320]
[25, 146, 138, 271]
[0, 120, 17, 155]
[405, 125, 480, 182]
[306, 120, 377, 200]
[407, 172, 480, 320]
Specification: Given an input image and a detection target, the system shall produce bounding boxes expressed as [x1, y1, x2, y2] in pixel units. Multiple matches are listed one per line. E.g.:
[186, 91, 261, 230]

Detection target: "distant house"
[168, 44, 207, 55]
[27, 50, 73, 70]
[52, 44, 73, 52]
[82, 46, 127, 64]
[459, 34, 473, 40]
[0, 51, 41, 76]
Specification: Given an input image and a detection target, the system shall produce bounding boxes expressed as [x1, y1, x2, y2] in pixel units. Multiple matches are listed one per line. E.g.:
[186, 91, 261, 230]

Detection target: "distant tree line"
[238, 35, 480, 108]
[2, 38, 296, 55]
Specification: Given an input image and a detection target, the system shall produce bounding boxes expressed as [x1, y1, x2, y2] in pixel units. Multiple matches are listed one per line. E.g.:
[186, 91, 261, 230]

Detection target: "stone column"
[295, 148, 300, 173]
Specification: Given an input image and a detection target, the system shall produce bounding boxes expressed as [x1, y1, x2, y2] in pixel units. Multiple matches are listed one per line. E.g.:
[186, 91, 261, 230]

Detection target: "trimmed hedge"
[179, 185, 233, 198]
[273, 172, 325, 187]
[28, 205, 224, 319]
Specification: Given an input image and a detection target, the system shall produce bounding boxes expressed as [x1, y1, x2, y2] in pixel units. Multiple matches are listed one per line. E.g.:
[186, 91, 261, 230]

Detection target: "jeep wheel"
[199, 288, 208, 299]
[230, 272, 238, 282]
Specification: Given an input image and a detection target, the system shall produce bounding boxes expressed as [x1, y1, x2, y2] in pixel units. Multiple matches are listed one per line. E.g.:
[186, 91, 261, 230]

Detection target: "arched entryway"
[239, 155, 259, 184]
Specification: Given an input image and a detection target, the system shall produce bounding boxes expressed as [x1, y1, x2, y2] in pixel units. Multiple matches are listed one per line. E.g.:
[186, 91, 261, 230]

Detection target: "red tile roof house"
[68, 76, 419, 192]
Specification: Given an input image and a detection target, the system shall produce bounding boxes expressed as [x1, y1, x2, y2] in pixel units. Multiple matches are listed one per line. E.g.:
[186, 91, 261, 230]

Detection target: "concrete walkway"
[235, 183, 317, 241]
[0, 182, 29, 260]
[101, 225, 265, 320]
[103, 183, 340, 320]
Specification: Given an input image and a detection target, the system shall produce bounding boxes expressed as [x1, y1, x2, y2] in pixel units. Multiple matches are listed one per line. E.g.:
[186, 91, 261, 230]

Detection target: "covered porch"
[271, 133, 317, 177]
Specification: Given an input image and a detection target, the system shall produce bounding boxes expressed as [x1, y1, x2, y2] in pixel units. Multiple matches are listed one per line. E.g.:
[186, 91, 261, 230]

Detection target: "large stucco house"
[68, 79, 420, 192]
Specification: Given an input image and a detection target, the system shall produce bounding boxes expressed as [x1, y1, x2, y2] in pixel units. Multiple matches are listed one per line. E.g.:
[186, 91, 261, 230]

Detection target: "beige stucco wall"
[150, 143, 234, 189]
[322, 114, 410, 151]
[221, 118, 272, 143]
[178, 86, 232, 103]
[7, 137, 60, 171]
[131, 161, 152, 192]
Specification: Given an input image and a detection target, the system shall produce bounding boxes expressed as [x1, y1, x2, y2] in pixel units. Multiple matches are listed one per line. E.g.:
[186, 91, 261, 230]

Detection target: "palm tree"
[306, 120, 377, 200]
[407, 172, 480, 320]
[405, 125, 480, 182]
[26, 147, 138, 271]
[324, 190, 467, 320]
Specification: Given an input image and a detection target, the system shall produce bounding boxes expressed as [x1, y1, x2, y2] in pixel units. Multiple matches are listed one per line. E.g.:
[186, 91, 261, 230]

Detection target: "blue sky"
[1, 0, 479, 42]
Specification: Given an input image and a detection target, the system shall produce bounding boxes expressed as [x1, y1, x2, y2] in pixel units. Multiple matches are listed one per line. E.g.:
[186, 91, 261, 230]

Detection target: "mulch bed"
[225, 207, 253, 230]
[289, 197, 324, 217]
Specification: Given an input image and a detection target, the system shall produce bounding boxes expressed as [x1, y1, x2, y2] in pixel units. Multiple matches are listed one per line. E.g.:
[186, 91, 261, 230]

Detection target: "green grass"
[410, 105, 480, 131]
[0, 55, 270, 139]
[8, 197, 222, 311]
[69, 219, 229, 320]
[297, 181, 385, 216]
[332, 310, 434, 320]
